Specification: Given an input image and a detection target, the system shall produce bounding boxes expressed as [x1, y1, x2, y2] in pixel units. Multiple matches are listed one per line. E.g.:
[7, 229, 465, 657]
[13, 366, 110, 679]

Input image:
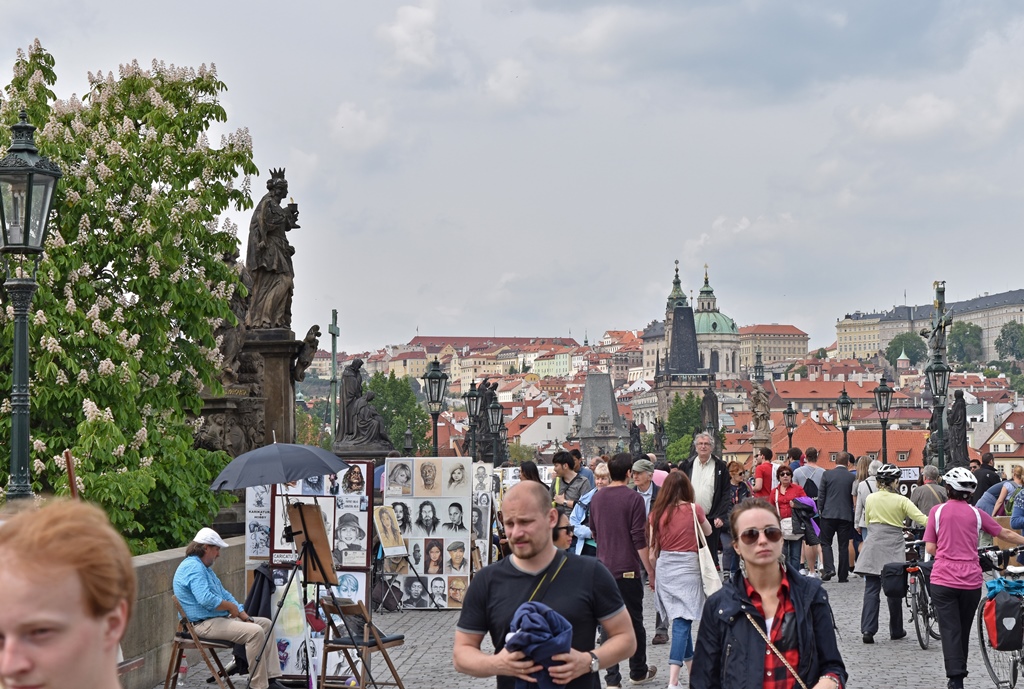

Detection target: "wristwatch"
[588, 651, 600, 673]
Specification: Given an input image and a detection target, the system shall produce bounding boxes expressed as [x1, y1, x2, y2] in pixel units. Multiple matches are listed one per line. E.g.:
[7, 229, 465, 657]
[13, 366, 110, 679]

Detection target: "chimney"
[527, 407, 534, 418]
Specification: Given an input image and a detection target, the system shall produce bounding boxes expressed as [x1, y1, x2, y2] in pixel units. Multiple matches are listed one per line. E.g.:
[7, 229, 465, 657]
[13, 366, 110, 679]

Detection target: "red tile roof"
[739, 324, 809, 336]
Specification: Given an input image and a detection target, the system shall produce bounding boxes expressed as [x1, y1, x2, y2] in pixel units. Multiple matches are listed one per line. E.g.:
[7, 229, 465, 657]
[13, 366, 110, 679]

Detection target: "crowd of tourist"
[457, 440, 1024, 689]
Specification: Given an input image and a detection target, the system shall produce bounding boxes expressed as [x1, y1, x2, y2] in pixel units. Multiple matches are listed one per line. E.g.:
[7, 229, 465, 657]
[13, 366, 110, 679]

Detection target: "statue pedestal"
[750, 431, 771, 455]
[244, 328, 301, 445]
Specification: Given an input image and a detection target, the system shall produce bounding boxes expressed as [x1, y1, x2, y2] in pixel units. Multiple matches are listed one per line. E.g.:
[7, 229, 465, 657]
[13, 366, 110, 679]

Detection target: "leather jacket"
[691, 565, 847, 689]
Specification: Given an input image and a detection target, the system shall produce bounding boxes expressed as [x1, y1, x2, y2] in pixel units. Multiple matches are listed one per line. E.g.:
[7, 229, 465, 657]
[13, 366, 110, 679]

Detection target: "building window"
[897, 453, 908, 462]
[830, 453, 837, 463]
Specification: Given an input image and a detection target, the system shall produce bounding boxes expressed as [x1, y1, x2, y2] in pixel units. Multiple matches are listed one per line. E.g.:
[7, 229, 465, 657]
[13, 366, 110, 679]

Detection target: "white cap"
[193, 527, 229, 548]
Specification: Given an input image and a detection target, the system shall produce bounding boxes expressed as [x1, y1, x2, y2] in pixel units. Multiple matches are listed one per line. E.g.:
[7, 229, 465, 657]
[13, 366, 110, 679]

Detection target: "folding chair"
[163, 595, 236, 689]
[319, 597, 406, 689]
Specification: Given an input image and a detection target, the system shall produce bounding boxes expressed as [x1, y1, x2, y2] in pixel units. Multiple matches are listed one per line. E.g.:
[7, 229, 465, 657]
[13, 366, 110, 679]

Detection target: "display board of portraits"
[383, 457, 488, 610]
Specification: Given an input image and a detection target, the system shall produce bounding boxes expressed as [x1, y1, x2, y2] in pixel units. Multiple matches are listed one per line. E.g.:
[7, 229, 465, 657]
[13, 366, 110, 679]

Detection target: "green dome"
[694, 311, 738, 335]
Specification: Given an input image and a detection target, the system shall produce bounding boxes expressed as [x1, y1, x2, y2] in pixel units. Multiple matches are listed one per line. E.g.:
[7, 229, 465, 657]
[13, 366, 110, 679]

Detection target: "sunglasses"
[554, 525, 574, 535]
[738, 527, 784, 545]
[777, 472, 792, 478]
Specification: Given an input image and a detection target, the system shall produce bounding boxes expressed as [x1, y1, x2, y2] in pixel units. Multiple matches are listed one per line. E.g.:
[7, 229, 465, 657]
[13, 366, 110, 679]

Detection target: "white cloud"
[848, 93, 958, 141]
[485, 59, 531, 105]
[377, 1, 440, 75]
[329, 102, 389, 151]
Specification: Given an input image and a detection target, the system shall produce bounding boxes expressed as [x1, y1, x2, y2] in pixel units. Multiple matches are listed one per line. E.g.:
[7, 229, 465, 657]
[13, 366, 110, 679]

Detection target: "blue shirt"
[578, 466, 596, 490]
[173, 554, 243, 622]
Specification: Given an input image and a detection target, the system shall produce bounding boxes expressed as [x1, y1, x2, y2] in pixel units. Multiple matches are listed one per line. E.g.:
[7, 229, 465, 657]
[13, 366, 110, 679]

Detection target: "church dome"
[694, 310, 738, 335]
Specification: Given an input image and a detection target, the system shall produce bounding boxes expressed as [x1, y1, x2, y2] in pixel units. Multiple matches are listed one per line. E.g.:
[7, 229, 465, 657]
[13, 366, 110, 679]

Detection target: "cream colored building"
[835, 312, 883, 359]
[694, 269, 740, 378]
[739, 324, 810, 368]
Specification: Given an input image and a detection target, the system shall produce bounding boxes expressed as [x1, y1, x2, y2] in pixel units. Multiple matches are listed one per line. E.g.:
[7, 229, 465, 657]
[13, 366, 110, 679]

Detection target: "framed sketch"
[375, 506, 408, 557]
[385, 460, 414, 496]
[414, 458, 442, 497]
[332, 459, 374, 570]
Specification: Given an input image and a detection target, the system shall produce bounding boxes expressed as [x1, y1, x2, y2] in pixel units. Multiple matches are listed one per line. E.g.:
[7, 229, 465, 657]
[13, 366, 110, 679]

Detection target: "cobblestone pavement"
[162, 565, 995, 689]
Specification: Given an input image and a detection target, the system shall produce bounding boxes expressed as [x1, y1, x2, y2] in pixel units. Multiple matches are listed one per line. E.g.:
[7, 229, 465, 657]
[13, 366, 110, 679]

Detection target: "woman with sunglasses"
[772, 467, 807, 572]
[691, 497, 847, 689]
[646, 472, 713, 689]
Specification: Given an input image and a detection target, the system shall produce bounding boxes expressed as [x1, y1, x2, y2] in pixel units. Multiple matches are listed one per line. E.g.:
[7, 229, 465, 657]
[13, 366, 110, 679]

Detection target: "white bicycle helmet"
[943, 466, 978, 493]
[875, 463, 901, 483]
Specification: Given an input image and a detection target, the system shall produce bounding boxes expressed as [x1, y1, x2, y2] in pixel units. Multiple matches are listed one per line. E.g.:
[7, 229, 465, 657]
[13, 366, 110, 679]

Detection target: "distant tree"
[885, 332, 927, 368]
[790, 365, 808, 379]
[948, 322, 983, 364]
[814, 348, 827, 359]
[366, 372, 431, 454]
[666, 434, 694, 462]
[641, 433, 655, 454]
[508, 364, 519, 374]
[508, 442, 535, 465]
[666, 392, 701, 445]
[996, 321, 1024, 361]
[295, 405, 330, 449]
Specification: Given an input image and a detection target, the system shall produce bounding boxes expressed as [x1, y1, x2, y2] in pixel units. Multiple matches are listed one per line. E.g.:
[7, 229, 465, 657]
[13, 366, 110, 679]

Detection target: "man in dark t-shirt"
[454, 481, 635, 689]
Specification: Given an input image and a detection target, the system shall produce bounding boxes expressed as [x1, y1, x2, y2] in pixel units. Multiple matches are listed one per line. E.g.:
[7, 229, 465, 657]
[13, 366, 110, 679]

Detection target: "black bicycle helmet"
[875, 463, 901, 484]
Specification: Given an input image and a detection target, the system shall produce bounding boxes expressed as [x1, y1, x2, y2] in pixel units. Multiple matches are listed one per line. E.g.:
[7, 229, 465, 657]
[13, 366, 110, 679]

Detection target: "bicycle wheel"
[924, 586, 941, 641]
[977, 597, 1020, 689]
[912, 580, 929, 650]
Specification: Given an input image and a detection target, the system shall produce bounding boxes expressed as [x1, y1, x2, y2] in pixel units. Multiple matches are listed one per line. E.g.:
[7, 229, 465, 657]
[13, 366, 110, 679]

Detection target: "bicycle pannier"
[880, 562, 908, 598]
[984, 591, 1023, 651]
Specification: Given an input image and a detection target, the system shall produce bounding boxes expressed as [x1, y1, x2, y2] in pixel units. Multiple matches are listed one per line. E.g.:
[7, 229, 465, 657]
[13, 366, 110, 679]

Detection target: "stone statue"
[629, 421, 642, 458]
[245, 168, 300, 329]
[653, 419, 665, 452]
[701, 386, 720, 434]
[751, 381, 770, 436]
[920, 280, 953, 360]
[293, 325, 321, 382]
[946, 389, 969, 468]
[215, 250, 252, 385]
[337, 359, 364, 440]
[351, 391, 394, 448]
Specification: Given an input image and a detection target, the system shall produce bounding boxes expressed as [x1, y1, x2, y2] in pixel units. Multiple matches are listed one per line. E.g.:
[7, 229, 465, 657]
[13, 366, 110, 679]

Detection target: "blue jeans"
[669, 617, 694, 665]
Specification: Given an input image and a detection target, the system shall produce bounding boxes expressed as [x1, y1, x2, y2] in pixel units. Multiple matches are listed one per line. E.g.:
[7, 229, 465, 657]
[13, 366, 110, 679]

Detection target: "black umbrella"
[211, 443, 350, 491]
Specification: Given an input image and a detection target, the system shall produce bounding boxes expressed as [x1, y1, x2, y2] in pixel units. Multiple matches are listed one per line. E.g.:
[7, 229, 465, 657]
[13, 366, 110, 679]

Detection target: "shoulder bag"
[744, 611, 809, 689]
[693, 504, 723, 595]
[774, 489, 801, 541]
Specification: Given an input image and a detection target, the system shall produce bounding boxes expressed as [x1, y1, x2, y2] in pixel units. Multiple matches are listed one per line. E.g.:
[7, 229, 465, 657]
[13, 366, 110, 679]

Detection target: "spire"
[666, 260, 687, 311]
[697, 263, 717, 311]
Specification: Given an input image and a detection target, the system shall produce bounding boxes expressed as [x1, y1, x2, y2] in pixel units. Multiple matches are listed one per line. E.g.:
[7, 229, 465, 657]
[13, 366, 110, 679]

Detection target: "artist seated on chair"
[173, 527, 287, 689]
[0, 499, 135, 689]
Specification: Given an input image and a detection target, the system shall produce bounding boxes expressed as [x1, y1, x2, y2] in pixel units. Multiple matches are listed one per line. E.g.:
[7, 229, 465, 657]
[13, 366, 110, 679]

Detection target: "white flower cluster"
[85, 303, 100, 320]
[113, 444, 125, 458]
[98, 359, 115, 376]
[82, 399, 115, 424]
[33, 458, 46, 475]
[161, 301, 172, 316]
[0, 399, 11, 414]
[140, 456, 154, 469]
[75, 476, 85, 494]
[168, 370, 182, 385]
[111, 307, 124, 323]
[32, 438, 46, 454]
[56, 370, 68, 385]
[77, 369, 90, 384]
[40, 336, 62, 354]
[53, 453, 67, 471]
[130, 427, 148, 450]
[221, 127, 254, 153]
[66, 297, 77, 314]
[148, 256, 160, 278]
[92, 319, 110, 336]
[32, 310, 47, 326]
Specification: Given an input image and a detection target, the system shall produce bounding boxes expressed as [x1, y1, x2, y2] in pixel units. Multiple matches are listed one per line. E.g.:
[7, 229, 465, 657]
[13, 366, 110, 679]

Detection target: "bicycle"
[903, 539, 940, 649]
[976, 545, 1024, 688]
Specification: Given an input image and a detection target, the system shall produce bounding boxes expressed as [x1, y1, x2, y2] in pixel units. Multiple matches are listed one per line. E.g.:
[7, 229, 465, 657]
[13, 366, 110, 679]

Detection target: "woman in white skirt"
[647, 471, 713, 689]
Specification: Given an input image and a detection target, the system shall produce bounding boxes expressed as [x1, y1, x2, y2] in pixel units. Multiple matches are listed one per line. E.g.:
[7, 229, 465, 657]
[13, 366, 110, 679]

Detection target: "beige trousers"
[194, 615, 281, 689]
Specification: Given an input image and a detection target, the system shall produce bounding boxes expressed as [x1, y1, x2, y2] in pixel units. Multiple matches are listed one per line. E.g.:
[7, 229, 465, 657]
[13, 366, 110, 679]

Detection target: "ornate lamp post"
[403, 421, 414, 455]
[421, 359, 449, 457]
[836, 386, 853, 453]
[925, 358, 952, 471]
[0, 111, 63, 501]
[498, 424, 508, 464]
[463, 381, 481, 460]
[487, 398, 503, 468]
[783, 401, 797, 450]
[753, 348, 765, 383]
[873, 376, 894, 463]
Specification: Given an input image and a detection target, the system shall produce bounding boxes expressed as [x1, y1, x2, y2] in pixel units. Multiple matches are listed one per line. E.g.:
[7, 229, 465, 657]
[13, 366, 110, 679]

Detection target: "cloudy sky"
[7, 1, 1024, 353]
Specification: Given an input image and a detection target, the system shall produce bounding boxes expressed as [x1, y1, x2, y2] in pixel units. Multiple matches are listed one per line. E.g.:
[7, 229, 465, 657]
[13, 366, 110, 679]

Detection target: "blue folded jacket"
[504, 601, 573, 689]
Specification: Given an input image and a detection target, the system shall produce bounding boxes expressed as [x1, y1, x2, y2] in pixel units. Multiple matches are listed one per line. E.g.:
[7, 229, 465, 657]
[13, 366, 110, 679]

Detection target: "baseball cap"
[632, 459, 655, 474]
[193, 527, 229, 548]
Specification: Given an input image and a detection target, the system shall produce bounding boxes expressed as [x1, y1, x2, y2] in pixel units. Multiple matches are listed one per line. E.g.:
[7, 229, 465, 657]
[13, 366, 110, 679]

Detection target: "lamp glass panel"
[28, 175, 55, 249]
[0, 177, 27, 247]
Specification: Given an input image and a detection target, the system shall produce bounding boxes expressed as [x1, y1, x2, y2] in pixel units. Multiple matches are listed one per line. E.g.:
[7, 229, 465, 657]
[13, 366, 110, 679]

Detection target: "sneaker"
[629, 667, 658, 685]
[651, 632, 668, 645]
[807, 571, 821, 579]
[799, 568, 809, 576]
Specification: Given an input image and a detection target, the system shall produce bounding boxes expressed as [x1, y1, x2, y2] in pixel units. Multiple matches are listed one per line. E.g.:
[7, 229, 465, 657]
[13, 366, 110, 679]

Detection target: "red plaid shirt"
[744, 570, 842, 689]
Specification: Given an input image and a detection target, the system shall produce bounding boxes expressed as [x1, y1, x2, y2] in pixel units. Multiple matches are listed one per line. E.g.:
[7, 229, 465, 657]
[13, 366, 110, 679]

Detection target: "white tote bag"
[692, 505, 722, 595]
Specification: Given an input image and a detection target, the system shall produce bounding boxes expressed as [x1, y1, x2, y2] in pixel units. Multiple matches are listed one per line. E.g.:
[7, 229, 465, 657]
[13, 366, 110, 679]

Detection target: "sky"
[7, 1, 1024, 354]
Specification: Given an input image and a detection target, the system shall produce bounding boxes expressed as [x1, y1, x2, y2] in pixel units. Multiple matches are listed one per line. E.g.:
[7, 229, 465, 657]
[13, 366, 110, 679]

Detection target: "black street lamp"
[836, 386, 853, 453]
[463, 381, 481, 460]
[488, 398, 503, 468]
[421, 359, 448, 457]
[498, 424, 508, 464]
[403, 421, 414, 455]
[873, 376, 894, 463]
[0, 111, 62, 501]
[925, 357, 952, 471]
[783, 401, 797, 450]
[753, 348, 765, 383]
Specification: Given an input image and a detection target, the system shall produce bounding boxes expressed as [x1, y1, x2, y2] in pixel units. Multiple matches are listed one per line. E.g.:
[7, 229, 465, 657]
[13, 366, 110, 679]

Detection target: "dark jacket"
[691, 566, 847, 689]
[972, 464, 1002, 505]
[681, 455, 730, 523]
[818, 466, 855, 521]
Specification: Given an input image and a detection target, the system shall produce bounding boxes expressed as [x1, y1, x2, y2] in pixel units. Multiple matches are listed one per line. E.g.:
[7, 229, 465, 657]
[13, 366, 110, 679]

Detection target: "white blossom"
[32, 310, 47, 326]
[0, 399, 11, 414]
[82, 399, 102, 422]
[40, 336, 62, 354]
[140, 456, 154, 468]
[77, 369, 90, 384]
[75, 476, 85, 494]
[55, 370, 68, 385]
[113, 445, 125, 458]
[32, 439, 46, 454]
[32, 458, 46, 475]
[98, 359, 115, 376]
